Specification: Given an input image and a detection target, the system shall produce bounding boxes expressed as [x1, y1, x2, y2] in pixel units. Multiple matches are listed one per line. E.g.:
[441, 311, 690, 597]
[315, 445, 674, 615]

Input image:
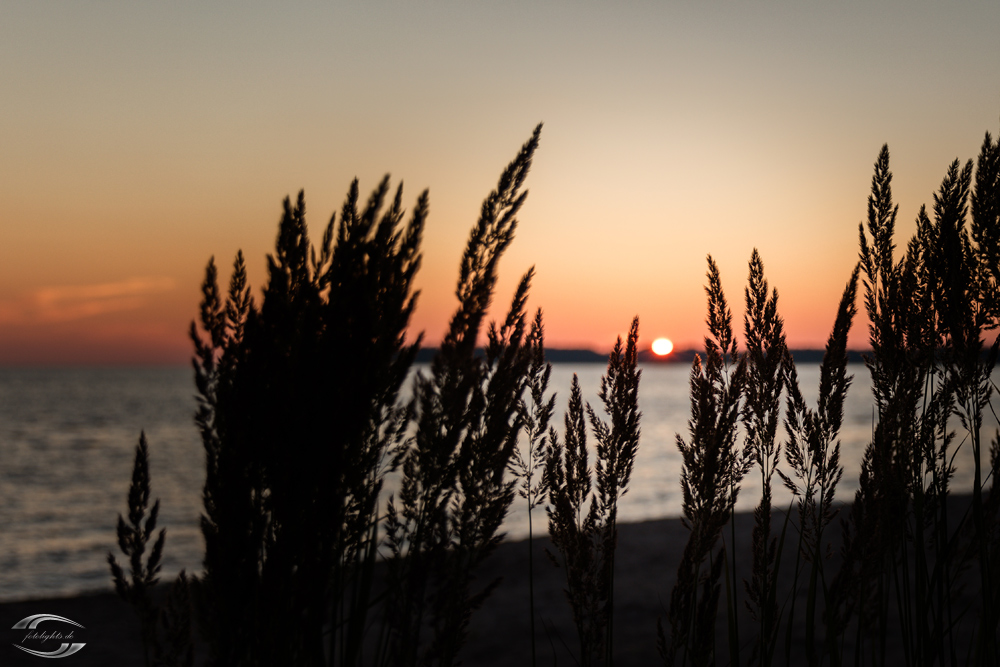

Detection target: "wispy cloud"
[0, 277, 176, 324]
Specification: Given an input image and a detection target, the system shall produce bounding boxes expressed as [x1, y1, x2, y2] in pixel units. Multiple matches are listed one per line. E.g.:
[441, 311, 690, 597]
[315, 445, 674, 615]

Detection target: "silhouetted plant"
[930, 152, 1000, 667]
[108, 115, 1000, 667]
[379, 124, 543, 667]
[779, 265, 858, 667]
[589, 317, 642, 665]
[921, 133, 1000, 665]
[832, 144, 946, 667]
[829, 133, 1000, 667]
[658, 250, 858, 667]
[191, 173, 427, 666]
[545, 374, 600, 664]
[425, 270, 534, 665]
[650, 124, 1000, 667]
[660, 256, 749, 667]
[510, 308, 556, 667]
[741, 249, 788, 667]
[181, 124, 546, 667]
[108, 431, 166, 667]
[545, 318, 641, 667]
[109, 433, 198, 667]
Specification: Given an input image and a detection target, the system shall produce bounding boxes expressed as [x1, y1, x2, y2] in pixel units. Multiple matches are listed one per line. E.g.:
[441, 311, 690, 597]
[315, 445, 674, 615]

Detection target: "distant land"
[414, 348, 870, 364]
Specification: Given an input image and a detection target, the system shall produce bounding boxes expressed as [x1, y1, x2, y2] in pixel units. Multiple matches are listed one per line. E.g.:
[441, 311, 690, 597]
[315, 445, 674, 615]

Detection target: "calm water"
[0, 363, 996, 601]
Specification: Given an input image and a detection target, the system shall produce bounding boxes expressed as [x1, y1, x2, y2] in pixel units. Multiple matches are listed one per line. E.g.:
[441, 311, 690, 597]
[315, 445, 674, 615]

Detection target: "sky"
[1, 2, 998, 365]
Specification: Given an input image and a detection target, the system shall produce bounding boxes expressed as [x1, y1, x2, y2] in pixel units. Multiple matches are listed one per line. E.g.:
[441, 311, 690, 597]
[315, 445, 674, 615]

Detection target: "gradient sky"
[2, 2, 998, 364]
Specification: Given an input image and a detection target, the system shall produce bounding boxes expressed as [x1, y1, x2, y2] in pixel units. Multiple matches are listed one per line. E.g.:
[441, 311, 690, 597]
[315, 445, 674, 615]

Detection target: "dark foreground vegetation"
[107, 121, 1000, 666]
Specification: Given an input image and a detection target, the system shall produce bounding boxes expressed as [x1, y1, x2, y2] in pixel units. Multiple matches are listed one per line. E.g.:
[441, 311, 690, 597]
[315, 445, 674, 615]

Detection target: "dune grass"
[658, 127, 1000, 667]
[109, 121, 1000, 666]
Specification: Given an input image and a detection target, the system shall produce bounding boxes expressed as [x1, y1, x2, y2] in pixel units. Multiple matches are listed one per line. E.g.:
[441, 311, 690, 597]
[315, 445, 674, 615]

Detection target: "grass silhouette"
[544, 317, 641, 667]
[108, 120, 1000, 666]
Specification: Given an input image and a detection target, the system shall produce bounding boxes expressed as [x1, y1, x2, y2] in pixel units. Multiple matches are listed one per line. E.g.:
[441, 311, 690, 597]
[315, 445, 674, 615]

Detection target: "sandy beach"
[0, 514, 690, 666]
[0, 499, 989, 666]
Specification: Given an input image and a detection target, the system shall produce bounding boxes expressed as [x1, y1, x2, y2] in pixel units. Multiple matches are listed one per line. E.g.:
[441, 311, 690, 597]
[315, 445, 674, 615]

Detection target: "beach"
[3, 491, 994, 666]
[0, 513, 704, 666]
[4, 501, 985, 667]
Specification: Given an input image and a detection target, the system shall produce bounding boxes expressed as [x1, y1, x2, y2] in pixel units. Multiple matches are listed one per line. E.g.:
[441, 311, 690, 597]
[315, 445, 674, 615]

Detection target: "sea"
[0, 362, 996, 602]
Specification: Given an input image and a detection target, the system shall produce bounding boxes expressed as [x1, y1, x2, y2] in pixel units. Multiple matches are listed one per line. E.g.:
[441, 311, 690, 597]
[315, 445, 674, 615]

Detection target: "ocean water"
[0, 367, 203, 602]
[0, 362, 996, 601]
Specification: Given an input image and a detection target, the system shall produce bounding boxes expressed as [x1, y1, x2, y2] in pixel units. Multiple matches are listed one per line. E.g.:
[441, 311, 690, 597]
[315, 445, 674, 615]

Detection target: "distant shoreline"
[415, 347, 872, 364]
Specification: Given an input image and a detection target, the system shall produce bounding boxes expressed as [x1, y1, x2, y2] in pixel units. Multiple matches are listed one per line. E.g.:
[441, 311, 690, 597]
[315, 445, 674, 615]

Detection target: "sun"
[652, 337, 674, 356]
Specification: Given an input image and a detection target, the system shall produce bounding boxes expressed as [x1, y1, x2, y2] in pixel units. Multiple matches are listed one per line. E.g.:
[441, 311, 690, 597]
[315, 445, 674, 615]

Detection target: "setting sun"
[651, 337, 674, 356]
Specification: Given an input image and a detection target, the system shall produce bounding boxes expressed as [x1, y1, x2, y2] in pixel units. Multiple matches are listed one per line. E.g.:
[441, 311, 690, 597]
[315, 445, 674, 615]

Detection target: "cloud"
[0, 277, 176, 325]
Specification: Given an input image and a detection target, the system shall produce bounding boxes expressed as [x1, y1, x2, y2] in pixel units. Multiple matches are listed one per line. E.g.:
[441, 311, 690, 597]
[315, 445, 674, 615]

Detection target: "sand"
[0, 515, 688, 666]
[0, 499, 989, 666]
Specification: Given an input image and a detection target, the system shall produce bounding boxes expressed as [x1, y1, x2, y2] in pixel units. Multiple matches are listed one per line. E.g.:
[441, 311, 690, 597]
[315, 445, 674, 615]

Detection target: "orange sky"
[2, 3, 999, 365]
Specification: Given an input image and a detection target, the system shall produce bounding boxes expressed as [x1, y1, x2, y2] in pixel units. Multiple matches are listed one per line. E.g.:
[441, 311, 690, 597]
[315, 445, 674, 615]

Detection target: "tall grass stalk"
[109, 433, 197, 667]
[545, 318, 641, 667]
[383, 124, 542, 667]
[510, 309, 556, 667]
[828, 131, 1000, 667]
[852, 144, 949, 667]
[660, 256, 749, 667]
[179, 124, 545, 667]
[108, 432, 167, 667]
[545, 374, 600, 664]
[779, 265, 858, 667]
[927, 139, 1000, 665]
[111, 117, 1000, 667]
[589, 317, 642, 665]
[742, 249, 787, 667]
[189, 175, 425, 665]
